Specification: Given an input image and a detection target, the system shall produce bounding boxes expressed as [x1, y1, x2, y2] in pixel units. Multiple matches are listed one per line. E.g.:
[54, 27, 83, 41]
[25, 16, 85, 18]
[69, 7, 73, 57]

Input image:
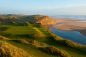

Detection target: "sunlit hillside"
[0, 15, 86, 57]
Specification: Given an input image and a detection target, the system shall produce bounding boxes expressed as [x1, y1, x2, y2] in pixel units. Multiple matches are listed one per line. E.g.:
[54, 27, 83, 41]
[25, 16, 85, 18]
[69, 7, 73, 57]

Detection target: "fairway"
[4, 26, 35, 34]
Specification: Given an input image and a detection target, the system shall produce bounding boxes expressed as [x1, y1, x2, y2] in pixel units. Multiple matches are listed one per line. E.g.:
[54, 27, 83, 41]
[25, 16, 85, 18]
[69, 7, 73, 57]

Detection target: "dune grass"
[8, 40, 56, 57]
[0, 42, 31, 57]
[0, 25, 86, 57]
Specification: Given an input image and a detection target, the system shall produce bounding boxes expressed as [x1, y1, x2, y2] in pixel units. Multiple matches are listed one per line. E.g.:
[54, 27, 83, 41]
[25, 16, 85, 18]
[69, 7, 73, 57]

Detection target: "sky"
[0, 0, 86, 15]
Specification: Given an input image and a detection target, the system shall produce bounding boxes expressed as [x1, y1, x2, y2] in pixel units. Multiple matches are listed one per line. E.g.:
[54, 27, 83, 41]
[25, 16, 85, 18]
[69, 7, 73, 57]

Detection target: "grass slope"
[0, 15, 86, 57]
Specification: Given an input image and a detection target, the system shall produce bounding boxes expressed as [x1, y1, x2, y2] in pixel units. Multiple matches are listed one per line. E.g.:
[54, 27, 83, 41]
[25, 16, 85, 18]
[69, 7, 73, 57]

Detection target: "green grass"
[2, 25, 35, 34]
[8, 40, 56, 57]
[0, 25, 51, 41]
[47, 39, 86, 57]
[0, 25, 37, 39]
[0, 25, 86, 57]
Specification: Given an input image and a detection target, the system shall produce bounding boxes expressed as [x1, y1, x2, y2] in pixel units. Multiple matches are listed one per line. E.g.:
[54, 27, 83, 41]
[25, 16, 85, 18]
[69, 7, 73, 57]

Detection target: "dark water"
[50, 28, 86, 45]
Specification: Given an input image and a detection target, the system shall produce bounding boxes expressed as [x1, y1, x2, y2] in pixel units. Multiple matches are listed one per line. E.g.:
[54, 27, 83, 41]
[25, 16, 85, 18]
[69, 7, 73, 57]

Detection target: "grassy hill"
[0, 15, 86, 57]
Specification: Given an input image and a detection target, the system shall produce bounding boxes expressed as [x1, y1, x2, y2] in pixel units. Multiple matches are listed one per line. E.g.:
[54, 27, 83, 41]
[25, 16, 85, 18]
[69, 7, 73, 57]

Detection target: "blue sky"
[0, 0, 86, 15]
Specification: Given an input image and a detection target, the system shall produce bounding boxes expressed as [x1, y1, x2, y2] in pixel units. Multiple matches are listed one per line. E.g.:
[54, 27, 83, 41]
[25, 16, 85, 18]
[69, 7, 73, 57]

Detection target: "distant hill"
[0, 15, 57, 26]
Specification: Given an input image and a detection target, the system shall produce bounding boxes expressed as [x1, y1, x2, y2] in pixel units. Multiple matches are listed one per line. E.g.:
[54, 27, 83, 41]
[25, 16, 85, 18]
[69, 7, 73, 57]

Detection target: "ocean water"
[54, 15, 86, 20]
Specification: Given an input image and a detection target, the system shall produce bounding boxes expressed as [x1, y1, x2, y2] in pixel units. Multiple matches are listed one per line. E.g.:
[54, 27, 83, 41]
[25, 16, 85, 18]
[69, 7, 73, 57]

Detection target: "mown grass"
[0, 25, 36, 39]
[2, 25, 35, 34]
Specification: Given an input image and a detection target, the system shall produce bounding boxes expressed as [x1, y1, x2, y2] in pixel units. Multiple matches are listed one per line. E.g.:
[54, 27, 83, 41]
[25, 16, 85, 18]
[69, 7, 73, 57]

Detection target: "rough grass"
[48, 39, 86, 57]
[0, 25, 86, 57]
[0, 42, 30, 57]
[8, 39, 71, 57]
[8, 40, 56, 57]
[39, 46, 71, 57]
[8, 38, 86, 57]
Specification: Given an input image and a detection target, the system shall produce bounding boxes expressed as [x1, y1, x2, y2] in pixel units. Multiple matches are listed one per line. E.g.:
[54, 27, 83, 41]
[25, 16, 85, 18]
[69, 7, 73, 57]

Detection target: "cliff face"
[38, 16, 57, 28]
[38, 17, 86, 31]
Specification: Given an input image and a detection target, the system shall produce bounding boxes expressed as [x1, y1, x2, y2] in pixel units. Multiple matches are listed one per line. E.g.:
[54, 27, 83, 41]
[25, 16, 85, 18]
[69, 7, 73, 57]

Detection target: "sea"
[53, 15, 86, 20]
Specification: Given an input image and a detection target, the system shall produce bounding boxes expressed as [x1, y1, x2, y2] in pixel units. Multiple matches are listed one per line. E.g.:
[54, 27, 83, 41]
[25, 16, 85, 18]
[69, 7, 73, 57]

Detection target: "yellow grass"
[0, 42, 31, 57]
